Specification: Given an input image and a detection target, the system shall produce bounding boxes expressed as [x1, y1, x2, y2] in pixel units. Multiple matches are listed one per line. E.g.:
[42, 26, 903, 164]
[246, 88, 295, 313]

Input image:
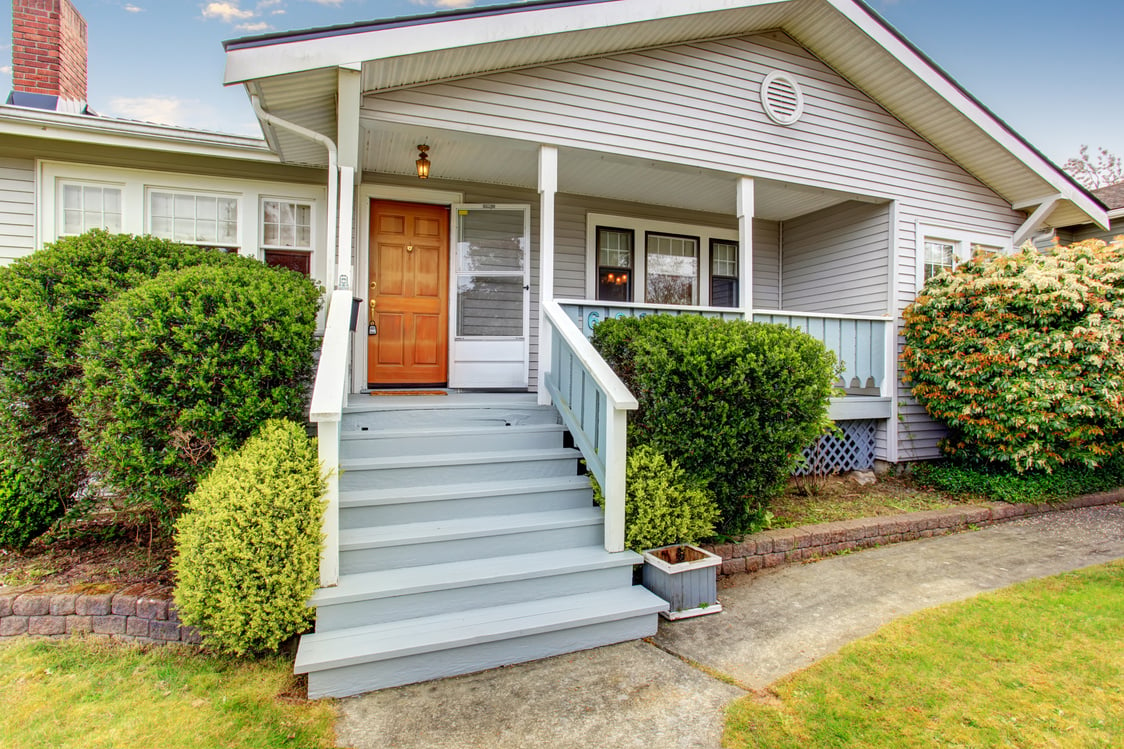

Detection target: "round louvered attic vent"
[760, 71, 805, 126]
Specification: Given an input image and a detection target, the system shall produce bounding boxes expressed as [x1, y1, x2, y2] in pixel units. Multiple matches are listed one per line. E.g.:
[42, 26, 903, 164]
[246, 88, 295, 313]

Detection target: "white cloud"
[411, 0, 480, 7]
[257, 0, 283, 6]
[236, 21, 272, 32]
[0, 65, 12, 76]
[108, 96, 196, 125]
[201, 2, 255, 22]
[305, 1, 344, 6]
[122, 4, 144, 12]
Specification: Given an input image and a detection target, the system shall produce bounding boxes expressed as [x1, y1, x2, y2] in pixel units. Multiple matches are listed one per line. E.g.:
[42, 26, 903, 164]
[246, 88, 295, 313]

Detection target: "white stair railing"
[540, 299, 637, 553]
[309, 289, 354, 588]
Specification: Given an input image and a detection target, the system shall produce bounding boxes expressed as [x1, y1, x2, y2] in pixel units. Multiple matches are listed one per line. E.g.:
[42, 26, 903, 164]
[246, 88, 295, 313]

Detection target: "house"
[1035, 180, 1123, 248]
[1, 0, 1109, 697]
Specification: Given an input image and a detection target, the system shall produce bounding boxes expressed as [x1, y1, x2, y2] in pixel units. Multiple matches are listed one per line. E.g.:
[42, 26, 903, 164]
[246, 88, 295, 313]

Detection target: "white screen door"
[449, 204, 530, 388]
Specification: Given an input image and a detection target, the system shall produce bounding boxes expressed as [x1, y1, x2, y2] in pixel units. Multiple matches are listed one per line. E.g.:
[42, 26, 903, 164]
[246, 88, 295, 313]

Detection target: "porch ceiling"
[361, 122, 872, 221]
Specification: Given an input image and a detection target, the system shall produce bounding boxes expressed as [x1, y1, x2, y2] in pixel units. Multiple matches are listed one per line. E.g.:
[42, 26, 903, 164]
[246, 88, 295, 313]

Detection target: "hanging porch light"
[415, 144, 430, 179]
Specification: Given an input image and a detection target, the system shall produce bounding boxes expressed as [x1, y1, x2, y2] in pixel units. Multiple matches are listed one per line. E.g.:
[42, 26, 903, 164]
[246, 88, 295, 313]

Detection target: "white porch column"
[537, 145, 558, 406]
[737, 176, 755, 318]
[335, 65, 362, 292]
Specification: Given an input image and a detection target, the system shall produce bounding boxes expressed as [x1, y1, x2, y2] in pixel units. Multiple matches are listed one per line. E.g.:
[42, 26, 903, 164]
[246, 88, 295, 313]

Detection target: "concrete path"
[334, 504, 1124, 749]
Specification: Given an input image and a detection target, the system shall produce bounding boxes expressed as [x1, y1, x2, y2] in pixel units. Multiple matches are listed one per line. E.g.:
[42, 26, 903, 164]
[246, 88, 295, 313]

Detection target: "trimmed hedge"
[912, 458, 1124, 504]
[592, 314, 837, 534]
[77, 261, 321, 524]
[173, 419, 325, 656]
[592, 445, 720, 553]
[0, 231, 232, 547]
[902, 239, 1124, 472]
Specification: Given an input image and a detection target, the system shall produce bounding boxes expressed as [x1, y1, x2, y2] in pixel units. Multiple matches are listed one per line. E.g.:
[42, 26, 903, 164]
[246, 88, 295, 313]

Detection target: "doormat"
[369, 390, 448, 396]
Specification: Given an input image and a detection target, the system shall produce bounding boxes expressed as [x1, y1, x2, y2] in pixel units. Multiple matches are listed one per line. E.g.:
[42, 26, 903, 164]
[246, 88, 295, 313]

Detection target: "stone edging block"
[704, 488, 1124, 577]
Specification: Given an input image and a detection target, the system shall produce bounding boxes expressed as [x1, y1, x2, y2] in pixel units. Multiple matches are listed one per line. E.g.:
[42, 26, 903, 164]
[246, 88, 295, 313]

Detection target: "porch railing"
[541, 299, 637, 554]
[309, 289, 354, 589]
[557, 300, 892, 397]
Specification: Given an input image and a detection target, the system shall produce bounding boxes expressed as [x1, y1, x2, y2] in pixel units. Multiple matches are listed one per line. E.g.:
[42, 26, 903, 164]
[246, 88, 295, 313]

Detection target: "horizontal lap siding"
[365, 31, 1027, 460]
[0, 158, 36, 264]
[781, 202, 889, 316]
[752, 219, 780, 309]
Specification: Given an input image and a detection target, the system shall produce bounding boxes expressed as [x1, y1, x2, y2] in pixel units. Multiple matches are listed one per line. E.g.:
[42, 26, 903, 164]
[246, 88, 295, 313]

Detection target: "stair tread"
[341, 447, 580, 471]
[340, 475, 591, 507]
[339, 507, 604, 549]
[314, 547, 641, 605]
[295, 587, 668, 673]
[343, 393, 543, 414]
[342, 423, 566, 441]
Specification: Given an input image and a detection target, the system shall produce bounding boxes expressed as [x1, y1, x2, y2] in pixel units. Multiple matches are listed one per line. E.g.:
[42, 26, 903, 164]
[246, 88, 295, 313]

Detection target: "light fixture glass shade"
[415, 145, 430, 179]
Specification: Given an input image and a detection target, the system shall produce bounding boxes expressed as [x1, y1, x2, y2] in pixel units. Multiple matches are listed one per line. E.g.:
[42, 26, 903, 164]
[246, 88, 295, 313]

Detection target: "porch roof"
[225, 0, 1107, 230]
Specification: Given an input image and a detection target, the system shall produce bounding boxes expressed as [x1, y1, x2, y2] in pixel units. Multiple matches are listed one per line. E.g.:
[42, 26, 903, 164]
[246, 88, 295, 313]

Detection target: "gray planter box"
[641, 544, 722, 620]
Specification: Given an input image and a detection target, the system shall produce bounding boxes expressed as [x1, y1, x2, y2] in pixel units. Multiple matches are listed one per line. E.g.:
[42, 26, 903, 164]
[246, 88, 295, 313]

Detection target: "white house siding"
[752, 219, 781, 310]
[779, 201, 889, 316]
[363, 31, 1026, 462]
[1070, 223, 1122, 244]
[0, 157, 36, 264]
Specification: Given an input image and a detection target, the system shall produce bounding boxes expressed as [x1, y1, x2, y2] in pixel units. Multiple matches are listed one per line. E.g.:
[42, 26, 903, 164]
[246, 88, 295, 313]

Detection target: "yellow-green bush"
[173, 420, 325, 656]
[593, 445, 720, 553]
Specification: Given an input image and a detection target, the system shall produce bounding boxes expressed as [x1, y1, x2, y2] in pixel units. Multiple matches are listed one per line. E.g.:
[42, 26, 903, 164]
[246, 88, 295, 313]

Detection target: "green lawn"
[0, 638, 337, 749]
[725, 560, 1124, 748]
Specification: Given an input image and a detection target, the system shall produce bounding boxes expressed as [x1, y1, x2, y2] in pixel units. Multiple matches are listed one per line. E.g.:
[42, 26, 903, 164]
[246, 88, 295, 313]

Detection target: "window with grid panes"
[60, 183, 122, 235]
[710, 239, 738, 307]
[149, 191, 238, 249]
[596, 226, 634, 302]
[261, 199, 313, 276]
[645, 232, 699, 305]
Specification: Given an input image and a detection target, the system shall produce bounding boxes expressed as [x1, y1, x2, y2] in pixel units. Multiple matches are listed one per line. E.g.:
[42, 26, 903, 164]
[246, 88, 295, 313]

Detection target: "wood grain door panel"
[367, 201, 450, 386]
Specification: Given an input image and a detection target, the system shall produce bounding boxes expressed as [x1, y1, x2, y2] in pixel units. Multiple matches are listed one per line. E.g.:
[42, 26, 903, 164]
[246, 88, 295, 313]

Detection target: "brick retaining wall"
[0, 583, 200, 645]
[702, 489, 1124, 577]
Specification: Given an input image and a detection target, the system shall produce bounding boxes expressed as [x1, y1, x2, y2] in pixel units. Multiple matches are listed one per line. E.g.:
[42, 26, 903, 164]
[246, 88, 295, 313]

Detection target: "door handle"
[369, 298, 377, 323]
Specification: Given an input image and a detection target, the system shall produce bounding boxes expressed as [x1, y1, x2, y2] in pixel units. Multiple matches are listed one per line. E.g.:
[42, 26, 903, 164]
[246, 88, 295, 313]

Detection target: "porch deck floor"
[347, 391, 538, 412]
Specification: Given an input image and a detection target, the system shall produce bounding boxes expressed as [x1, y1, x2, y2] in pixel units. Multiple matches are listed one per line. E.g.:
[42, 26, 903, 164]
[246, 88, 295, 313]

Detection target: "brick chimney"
[9, 0, 88, 112]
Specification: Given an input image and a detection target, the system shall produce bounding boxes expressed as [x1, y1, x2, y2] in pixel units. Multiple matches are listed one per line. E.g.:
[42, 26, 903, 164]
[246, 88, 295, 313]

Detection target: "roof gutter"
[250, 95, 339, 289]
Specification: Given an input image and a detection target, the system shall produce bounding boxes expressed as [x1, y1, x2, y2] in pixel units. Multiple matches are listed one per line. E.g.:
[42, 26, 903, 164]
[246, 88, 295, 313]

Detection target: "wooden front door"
[367, 200, 450, 386]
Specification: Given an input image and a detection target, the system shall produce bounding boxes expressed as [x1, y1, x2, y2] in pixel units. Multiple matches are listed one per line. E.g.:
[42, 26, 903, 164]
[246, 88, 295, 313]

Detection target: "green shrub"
[913, 457, 1124, 504]
[592, 445, 720, 553]
[0, 231, 231, 545]
[592, 314, 837, 534]
[77, 261, 321, 524]
[0, 461, 39, 549]
[173, 419, 325, 656]
[902, 239, 1124, 473]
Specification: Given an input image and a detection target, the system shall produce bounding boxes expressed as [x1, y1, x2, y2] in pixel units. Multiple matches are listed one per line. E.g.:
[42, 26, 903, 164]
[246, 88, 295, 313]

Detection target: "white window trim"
[260, 196, 316, 252]
[146, 186, 242, 249]
[37, 160, 326, 283]
[585, 213, 738, 307]
[914, 223, 1012, 289]
[56, 179, 126, 236]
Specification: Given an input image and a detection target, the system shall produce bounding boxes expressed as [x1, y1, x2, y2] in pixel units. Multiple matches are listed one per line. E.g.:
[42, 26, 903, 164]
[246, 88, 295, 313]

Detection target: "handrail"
[309, 289, 354, 588]
[541, 299, 636, 553]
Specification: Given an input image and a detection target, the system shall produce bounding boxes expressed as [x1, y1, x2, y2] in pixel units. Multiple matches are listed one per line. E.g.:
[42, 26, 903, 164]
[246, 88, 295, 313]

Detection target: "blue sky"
[1, 0, 1121, 167]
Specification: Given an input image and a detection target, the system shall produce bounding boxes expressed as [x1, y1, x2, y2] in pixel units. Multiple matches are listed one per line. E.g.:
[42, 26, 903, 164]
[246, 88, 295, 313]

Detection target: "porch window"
[710, 239, 739, 308]
[149, 190, 239, 249]
[59, 182, 122, 235]
[262, 198, 313, 276]
[596, 227, 633, 302]
[645, 232, 699, 306]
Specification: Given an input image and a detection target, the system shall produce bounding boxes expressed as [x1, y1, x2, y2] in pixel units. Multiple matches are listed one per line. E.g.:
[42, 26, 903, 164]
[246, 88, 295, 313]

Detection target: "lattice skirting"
[794, 419, 878, 475]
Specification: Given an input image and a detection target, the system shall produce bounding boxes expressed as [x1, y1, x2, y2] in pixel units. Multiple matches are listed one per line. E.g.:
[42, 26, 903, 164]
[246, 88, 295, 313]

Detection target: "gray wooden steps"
[312, 547, 640, 631]
[297, 393, 668, 698]
[339, 476, 593, 527]
[296, 588, 667, 698]
[339, 507, 605, 573]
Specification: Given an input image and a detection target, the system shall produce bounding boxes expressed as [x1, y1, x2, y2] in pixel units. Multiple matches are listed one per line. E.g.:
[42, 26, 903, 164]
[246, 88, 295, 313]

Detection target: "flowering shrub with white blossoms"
[901, 238, 1124, 472]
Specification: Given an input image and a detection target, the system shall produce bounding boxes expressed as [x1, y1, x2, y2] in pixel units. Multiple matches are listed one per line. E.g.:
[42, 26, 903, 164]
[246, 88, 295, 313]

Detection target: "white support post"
[317, 419, 341, 588]
[1012, 195, 1061, 249]
[538, 145, 558, 406]
[603, 406, 628, 553]
[337, 165, 355, 291]
[336, 66, 362, 292]
[737, 177, 755, 318]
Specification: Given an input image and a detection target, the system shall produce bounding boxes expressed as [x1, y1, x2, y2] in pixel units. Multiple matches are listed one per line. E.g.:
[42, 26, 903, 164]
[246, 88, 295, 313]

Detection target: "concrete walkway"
[334, 504, 1124, 749]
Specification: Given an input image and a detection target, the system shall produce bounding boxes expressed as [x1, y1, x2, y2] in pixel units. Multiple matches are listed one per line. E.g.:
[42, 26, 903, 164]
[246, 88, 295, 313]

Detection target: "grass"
[0, 637, 337, 749]
[770, 474, 985, 528]
[724, 560, 1124, 748]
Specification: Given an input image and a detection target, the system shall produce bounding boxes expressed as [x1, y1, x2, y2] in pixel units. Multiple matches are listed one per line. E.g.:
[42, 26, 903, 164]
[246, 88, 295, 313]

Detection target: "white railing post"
[310, 289, 354, 589]
[317, 419, 340, 587]
[603, 406, 628, 553]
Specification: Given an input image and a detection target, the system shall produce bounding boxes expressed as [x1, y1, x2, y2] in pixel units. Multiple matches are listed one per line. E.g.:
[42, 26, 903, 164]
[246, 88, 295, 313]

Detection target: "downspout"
[250, 94, 340, 289]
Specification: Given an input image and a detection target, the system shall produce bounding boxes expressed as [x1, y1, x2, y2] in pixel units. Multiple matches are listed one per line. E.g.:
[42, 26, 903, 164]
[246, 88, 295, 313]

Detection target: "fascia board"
[0, 106, 278, 163]
[223, 0, 791, 84]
